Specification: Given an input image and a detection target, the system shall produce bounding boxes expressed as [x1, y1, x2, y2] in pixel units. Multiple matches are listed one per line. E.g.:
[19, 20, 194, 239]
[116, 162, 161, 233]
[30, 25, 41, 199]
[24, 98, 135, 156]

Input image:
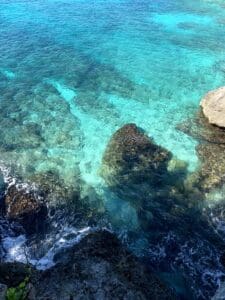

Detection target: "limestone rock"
[0, 262, 32, 287]
[200, 86, 225, 128]
[197, 143, 225, 190]
[177, 112, 225, 190]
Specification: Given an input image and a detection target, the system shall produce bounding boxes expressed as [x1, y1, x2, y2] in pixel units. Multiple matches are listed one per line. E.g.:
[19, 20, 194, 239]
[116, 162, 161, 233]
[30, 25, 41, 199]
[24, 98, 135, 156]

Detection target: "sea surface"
[1, 0, 225, 299]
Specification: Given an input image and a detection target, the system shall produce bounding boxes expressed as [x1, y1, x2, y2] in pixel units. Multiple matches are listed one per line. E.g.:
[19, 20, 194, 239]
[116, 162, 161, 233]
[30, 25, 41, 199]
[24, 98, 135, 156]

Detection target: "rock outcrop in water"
[200, 86, 225, 128]
[178, 110, 225, 190]
[100, 124, 196, 233]
[0, 230, 176, 299]
[3, 185, 47, 234]
[100, 123, 172, 187]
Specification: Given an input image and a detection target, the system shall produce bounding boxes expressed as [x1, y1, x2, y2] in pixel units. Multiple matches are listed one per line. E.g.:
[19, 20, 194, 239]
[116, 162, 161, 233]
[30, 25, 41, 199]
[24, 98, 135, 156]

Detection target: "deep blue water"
[1, 0, 225, 298]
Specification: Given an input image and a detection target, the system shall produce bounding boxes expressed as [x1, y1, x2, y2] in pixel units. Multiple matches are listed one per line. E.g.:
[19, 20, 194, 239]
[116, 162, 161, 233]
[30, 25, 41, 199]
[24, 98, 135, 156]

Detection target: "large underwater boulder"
[100, 123, 172, 187]
[200, 86, 225, 128]
[4, 185, 47, 234]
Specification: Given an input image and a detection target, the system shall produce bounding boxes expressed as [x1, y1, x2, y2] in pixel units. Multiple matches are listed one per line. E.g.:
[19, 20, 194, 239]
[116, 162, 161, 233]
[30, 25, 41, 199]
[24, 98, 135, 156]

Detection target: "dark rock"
[37, 230, 176, 299]
[0, 231, 176, 299]
[0, 171, 5, 193]
[100, 124, 193, 233]
[0, 262, 32, 287]
[197, 143, 225, 190]
[100, 123, 172, 187]
[4, 185, 47, 234]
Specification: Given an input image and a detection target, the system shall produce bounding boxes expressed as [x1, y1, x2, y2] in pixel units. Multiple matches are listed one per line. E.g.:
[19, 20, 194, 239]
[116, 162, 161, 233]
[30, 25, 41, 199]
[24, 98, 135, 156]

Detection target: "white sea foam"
[0, 162, 16, 188]
[2, 226, 92, 270]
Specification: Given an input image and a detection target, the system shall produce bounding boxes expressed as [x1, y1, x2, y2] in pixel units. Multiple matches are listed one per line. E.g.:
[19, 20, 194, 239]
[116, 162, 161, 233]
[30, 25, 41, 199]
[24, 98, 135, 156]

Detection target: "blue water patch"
[0, 69, 16, 79]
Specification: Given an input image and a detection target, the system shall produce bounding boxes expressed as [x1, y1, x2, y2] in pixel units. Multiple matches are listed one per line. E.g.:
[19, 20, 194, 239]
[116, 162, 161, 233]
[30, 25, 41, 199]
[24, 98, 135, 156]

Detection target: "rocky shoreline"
[0, 230, 176, 300]
[1, 87, 225, 299]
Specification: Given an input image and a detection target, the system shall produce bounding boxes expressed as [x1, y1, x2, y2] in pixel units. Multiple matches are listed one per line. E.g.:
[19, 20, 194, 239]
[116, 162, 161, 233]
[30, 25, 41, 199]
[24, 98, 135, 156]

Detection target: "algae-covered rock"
[197, 143, 225, 190]
[4, 185, 47, 234]
[100, 123, 172, 187]
[200, 86, 225, 128]
[178, 111, 225, 190]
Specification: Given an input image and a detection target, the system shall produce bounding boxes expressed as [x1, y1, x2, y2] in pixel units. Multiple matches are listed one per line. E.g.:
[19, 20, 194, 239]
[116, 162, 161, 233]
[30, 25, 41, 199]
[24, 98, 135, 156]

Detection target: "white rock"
[200, 86, 225, 128]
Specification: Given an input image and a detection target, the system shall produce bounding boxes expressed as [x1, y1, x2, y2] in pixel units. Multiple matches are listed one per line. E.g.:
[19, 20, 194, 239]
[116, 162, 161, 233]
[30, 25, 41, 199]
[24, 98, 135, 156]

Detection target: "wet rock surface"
[200, 86, 225, 128]
[3, 185, 48, 234]
[178, 111, 225, 190]
[0, 262, 32, 287]
[0, 230, 176, 300]
[100, 123, 172, 187]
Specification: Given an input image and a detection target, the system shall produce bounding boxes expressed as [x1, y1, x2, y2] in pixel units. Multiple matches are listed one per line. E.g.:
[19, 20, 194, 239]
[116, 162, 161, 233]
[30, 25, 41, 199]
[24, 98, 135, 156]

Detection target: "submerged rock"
[100, 123, 172, 187]
[0, 263, 36, 300]
[197, 143, 225, 190]
[200, 86, 225, 128]
[100, 124, 194, 232]
[3, 185, 47, 234]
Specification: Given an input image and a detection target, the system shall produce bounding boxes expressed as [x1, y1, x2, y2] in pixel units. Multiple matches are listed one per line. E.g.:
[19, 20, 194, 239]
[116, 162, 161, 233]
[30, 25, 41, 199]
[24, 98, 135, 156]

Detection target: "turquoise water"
[1, 0, 225, 298]
[1, 0, 225, 186]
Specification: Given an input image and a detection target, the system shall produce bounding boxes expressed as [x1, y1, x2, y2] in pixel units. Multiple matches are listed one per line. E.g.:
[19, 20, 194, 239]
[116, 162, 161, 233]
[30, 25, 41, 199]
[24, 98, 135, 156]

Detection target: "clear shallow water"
[1, 0, 225, 298]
